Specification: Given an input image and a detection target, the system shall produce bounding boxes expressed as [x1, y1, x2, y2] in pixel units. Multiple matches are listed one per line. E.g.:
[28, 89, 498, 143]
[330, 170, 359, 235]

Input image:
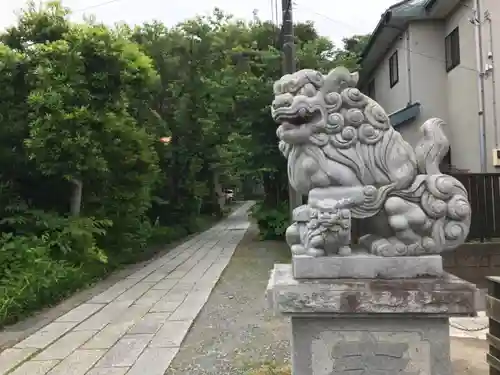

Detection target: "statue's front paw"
[306, 247, 325, 257]
[370, 238, 397, 256]
[291, 244, 306, 255]
[338, 246, 351, 256]
[371, 238, 410, 256]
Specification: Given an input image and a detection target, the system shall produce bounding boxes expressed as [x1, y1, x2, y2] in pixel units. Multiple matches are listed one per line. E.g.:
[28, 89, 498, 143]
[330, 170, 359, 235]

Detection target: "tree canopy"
[0, 0, 369, 326]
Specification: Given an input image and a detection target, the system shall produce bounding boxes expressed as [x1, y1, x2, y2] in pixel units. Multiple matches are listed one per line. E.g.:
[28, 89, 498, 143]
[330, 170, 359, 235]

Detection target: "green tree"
[333, 33, 372, 70]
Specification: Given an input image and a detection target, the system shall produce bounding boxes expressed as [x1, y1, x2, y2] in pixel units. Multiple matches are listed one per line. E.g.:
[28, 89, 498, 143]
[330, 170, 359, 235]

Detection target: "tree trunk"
[70, 178, 83, 216]
[213, 171, 225, 212]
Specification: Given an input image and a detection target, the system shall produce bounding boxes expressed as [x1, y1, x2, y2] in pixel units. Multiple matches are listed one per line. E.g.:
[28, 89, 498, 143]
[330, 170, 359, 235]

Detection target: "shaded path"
[0, 202, 254, 375]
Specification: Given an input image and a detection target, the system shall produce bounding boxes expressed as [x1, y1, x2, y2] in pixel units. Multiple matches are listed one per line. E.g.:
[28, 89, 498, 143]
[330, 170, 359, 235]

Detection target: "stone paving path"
[0, 202, 254, 375]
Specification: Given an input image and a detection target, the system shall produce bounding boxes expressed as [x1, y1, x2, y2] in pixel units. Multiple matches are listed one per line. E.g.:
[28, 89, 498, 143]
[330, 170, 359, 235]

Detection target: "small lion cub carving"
[286, 198, 353, 257]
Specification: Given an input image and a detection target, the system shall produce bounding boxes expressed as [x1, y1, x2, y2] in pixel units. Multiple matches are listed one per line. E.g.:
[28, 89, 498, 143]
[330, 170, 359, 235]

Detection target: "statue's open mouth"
[273, 106, 322, 127]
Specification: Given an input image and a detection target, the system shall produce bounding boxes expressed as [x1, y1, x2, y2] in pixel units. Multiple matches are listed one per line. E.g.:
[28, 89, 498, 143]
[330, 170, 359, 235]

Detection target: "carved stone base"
[266, 264, 478, 375]
[291, 317, 449, 375]
[292, 254, 444, 279]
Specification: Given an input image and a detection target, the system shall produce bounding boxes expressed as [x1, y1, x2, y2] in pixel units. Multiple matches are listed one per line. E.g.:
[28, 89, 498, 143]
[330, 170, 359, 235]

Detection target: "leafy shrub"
[0, 234, 106, 326]
[1, 206, 111, 264]
[251, 201, 290, 240]
[149, 226, 188, 246]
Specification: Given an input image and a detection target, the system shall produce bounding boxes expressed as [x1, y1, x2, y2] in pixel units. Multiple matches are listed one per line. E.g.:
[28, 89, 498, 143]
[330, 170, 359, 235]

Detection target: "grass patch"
[246, 363, 291, 375]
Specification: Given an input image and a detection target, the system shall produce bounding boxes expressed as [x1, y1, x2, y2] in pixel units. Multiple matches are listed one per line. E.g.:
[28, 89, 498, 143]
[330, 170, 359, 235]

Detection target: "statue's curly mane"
[282, 85, 420, 214]
[315, 88, 418, 189]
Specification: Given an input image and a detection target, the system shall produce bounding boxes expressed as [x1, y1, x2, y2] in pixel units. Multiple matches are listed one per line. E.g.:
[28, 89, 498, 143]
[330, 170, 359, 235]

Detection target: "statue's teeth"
[299, 108, 307, 117]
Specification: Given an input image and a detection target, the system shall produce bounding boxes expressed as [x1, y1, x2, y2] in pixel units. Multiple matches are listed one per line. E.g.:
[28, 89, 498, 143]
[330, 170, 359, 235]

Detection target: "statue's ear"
[321, 66, 358, 95]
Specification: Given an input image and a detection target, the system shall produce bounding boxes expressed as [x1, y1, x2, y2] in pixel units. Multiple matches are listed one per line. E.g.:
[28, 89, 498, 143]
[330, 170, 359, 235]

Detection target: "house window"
[445, 27, 460, 72]
[367, 79, 376, 99]
[389, 51, 399, 88]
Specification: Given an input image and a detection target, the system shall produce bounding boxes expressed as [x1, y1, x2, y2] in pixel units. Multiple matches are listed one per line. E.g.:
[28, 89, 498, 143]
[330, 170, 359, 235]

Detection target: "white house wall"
[367, 33, 410, 115]
[444, 0, 482, 172]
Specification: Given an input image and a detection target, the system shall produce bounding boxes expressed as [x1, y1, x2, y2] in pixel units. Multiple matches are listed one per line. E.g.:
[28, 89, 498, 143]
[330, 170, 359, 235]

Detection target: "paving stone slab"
[142, 270, 172, 283]
[150, 298, 184, 313]
[86, 368, 129, 375]
[168, 292, 212, 321]
[46, 349, 105, 375]
[0, 348, 37, 374]
[56, 304, 105, 323]
[127, 312, 171, 334]
[88, 279, 139, 304]
[82, 322, 135, 350]
[95, 334, 152, 368]
[15, 322, 77, 349]
[126, 347, 179, 375]
[74, 301, 132, 331]
[149, 321, 193, 348]
[132, 289, 168, 307]
[9, 360, 59, 375]
[34, 330, 97, 360]
[115, 282, 155, 302]
[151, 278, 178, 291]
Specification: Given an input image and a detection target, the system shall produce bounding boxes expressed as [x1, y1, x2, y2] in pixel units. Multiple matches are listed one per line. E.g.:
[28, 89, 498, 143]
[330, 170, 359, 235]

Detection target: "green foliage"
[251, 202, 290, 240]
[1, 206, 111, 263]
[0, 233, 105, 326]
[0, 0, 365, 327]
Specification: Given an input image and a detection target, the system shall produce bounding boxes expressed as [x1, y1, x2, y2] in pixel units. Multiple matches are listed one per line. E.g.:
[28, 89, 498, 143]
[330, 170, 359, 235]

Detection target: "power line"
[293, 0, 480, 74]
[293, 1, 365, 34]
[397, 46, 478, 74]
[73, 0, 123, 13]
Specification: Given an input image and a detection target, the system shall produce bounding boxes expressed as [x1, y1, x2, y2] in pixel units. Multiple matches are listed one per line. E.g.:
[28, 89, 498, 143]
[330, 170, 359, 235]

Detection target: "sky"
[0, 0, 399, 46]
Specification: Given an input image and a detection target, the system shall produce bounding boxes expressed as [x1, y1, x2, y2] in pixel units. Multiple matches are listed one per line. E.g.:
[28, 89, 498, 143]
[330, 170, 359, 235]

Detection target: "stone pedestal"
[266, 264, 478, 375]
[292, 254, 444, 279]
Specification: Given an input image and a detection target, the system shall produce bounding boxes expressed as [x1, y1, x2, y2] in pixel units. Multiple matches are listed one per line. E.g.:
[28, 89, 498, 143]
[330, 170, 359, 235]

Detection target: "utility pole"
[281, 0, 296, 74]
[281, 0, 302, 215]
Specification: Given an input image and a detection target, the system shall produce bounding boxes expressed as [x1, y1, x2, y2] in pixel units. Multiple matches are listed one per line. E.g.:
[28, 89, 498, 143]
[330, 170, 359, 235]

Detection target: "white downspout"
[406, 29, 413, 105]
[485, 11, 499, 147]
[474, 0, 488, 172]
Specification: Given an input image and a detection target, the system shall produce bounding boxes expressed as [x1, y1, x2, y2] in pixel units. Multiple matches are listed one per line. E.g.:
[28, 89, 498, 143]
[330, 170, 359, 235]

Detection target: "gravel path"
[165, 225, 291, 375]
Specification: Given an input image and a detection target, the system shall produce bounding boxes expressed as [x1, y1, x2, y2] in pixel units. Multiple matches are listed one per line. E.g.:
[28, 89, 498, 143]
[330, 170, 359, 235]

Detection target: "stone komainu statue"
[271, 67, 471, 257]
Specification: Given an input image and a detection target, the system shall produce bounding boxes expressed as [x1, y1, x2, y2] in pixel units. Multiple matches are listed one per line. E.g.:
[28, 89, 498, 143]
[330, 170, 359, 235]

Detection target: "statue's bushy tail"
[414, 118, 449, 175]
[403, 118, 471, 252]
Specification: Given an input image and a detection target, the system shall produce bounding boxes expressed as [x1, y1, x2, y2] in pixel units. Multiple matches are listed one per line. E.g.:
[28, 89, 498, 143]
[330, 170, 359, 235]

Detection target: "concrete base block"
[291, 316, 450, 375]
[267, 264, 478, 375]
[292, 254, 444, 279]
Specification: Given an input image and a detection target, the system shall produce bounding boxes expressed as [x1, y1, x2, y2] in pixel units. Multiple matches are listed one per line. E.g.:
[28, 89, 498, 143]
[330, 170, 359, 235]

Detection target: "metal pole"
[281, 0, 296, 74]
[474, 0, 488, 172]
[485, 11, 499, 147]
[281, 0, 302, 215]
